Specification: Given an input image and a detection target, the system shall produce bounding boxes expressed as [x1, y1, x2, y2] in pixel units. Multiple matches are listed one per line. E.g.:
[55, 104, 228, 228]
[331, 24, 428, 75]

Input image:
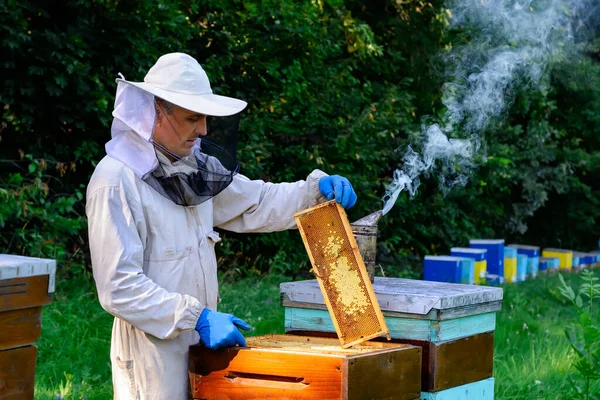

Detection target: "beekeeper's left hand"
[318, 175, 357, 209]
[195, 309, 251, 349]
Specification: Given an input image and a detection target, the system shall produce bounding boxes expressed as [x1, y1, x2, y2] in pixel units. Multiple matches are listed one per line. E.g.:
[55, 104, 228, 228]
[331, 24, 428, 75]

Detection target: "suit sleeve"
[213, 169, 328, 232]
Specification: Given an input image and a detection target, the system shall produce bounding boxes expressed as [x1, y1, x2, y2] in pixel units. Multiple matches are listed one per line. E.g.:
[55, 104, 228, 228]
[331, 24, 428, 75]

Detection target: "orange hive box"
[294, 200, 390, 348]
[188, 335, 422, 400]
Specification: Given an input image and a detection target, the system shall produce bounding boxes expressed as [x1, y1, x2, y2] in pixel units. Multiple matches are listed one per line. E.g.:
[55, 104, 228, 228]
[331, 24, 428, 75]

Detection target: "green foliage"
[0, 155, 86, 275]
[558, 270, 600, 398]
[1, 1, 599, 278]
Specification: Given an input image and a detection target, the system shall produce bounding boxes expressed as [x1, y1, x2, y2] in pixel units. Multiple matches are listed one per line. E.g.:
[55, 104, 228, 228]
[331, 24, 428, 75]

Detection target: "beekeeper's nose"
[196, 116, 207, 136]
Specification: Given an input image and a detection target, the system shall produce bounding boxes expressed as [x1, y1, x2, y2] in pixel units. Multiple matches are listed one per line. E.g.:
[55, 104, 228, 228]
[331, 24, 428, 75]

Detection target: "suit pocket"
[206, 231, 221, 246]
[115, 357, 139, 400]
[144, 246, 193, 262]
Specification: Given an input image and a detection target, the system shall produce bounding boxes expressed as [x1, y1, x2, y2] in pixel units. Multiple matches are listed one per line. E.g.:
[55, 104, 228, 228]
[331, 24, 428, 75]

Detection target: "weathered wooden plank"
[411, 332, 494, 391]
[189, 335, 422, 400]
[0, 307, 42, 351]
[281, 293, 502, 321]
[0, 275, 51, 313]
[421, 378, 494, 400]
[0, 345, 37, 400]
[0, 255, 56, 293]
[280, 278, 503, 318]
[285, 307, 496, 342]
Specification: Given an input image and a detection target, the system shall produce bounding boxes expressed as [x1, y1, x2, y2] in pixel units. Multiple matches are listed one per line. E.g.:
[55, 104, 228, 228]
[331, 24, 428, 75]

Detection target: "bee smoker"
[350, 210, 383, 283]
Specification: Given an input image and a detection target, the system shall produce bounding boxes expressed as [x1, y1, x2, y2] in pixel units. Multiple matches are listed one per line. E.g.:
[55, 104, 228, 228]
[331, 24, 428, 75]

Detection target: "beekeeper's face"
[153, 98, 207, 158]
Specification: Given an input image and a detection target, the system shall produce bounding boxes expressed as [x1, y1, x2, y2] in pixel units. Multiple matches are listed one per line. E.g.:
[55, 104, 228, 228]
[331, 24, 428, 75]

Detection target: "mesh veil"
[143, 136, 240, 207]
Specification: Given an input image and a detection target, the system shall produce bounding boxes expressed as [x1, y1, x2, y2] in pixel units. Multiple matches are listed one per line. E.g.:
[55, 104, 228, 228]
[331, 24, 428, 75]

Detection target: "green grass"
[32, 271, 598, 399]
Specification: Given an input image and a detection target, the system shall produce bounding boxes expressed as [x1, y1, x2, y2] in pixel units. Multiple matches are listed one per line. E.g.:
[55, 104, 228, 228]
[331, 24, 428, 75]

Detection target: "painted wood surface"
[280, 278, 503, 318]
[0, 307, 42, 351]
[474, 260, 487, 285]
[285, 307, 496, 342]
[0, 254, 56, 293]
[503, 257, 517, 283]
[0, 275, 51, 313]
[421, 378, 494, 400]
[189, 335, 422, 400]
[0, 345, 37, 400]
[281, 294, 502, 322]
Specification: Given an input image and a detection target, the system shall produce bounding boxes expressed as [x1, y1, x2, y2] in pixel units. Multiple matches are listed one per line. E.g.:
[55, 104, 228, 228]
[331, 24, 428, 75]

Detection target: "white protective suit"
[86, 77, 328, 399]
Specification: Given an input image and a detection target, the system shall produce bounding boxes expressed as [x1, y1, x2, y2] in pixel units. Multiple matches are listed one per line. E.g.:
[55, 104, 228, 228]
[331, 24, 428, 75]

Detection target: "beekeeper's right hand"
[195, 308, 251, 349]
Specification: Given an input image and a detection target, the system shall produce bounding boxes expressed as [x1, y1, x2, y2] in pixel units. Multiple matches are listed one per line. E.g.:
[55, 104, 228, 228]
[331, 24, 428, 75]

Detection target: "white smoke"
[381, 0, 591, 215]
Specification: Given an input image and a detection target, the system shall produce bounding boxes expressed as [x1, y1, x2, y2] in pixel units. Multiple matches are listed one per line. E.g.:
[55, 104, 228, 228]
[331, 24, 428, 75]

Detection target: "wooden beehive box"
[189, 334, 422, 400]
[281, 278, 502, 398]
[0, 254, 56, 400]
[293, 200, 389, 348]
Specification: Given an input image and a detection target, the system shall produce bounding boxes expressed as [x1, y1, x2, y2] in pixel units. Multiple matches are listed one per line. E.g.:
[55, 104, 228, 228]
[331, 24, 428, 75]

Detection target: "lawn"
[33, 270, 597, 399]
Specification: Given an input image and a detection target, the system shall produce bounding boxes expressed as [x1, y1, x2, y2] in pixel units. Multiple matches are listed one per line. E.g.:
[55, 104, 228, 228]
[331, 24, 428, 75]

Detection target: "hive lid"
[543, 248, 573, 253]
[281, 277, 503, 318]
[507, 244, 540, 251]
[0, 254, 56, 293]
[469, 239, 505, 245]
[424, 255, 464, 262]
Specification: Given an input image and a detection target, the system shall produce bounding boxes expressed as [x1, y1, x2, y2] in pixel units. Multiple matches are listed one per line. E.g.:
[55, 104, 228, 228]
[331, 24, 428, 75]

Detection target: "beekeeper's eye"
[188, 115, 204, 123]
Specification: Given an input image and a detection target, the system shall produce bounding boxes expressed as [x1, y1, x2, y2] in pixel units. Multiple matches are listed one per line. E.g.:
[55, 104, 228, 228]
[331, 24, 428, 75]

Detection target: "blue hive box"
[424, 256, 463, 284]
[470, 240, 505, 279]
[580, 253, 597, 268]
[539, 258, 549, 272]
[507, 245, 540, 278]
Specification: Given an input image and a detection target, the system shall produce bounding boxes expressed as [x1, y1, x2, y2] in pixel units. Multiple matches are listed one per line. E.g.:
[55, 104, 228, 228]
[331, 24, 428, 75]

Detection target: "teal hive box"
[281, 278, 503, 399]
[573, 255, 581, 270]
[459, 257, 475, 285]
[517, 254, 527, 282]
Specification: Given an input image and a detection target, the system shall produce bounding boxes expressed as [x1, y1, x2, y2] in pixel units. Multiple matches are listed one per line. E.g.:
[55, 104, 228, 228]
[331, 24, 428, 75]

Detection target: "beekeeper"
[86, 52, 357, 400]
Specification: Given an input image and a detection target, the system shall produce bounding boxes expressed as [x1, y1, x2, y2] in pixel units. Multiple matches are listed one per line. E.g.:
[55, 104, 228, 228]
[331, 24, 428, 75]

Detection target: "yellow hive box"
[474, 260, 487, 284]
[504, 257, 517, 283]
[542, 249, 573, 270]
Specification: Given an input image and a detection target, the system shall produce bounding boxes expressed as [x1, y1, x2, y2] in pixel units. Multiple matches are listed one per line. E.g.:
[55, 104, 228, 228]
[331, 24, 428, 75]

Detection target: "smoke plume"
[382, 0, 593, 215]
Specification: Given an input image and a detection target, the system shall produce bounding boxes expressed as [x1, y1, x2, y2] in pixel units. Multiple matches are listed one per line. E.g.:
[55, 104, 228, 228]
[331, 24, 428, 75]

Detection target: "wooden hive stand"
[0, 254, 56, 400]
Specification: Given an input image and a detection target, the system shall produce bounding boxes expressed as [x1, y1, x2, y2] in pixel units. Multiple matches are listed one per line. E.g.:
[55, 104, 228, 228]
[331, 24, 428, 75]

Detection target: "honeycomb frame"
[294, 200, 390, 348]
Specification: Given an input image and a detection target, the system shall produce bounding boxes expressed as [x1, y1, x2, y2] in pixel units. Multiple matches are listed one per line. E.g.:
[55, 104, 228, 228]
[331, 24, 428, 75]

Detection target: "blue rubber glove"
[195, 308, 251, 349]
[318, 175, 357, 209]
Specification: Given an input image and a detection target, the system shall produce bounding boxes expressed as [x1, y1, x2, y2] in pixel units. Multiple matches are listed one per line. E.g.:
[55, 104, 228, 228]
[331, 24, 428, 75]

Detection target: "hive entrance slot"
[223, 371, 310, 389]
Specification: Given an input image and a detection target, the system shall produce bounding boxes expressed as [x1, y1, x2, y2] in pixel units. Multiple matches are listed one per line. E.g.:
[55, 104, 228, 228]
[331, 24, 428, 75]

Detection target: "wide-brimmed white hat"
[116, 52, 247, 117]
